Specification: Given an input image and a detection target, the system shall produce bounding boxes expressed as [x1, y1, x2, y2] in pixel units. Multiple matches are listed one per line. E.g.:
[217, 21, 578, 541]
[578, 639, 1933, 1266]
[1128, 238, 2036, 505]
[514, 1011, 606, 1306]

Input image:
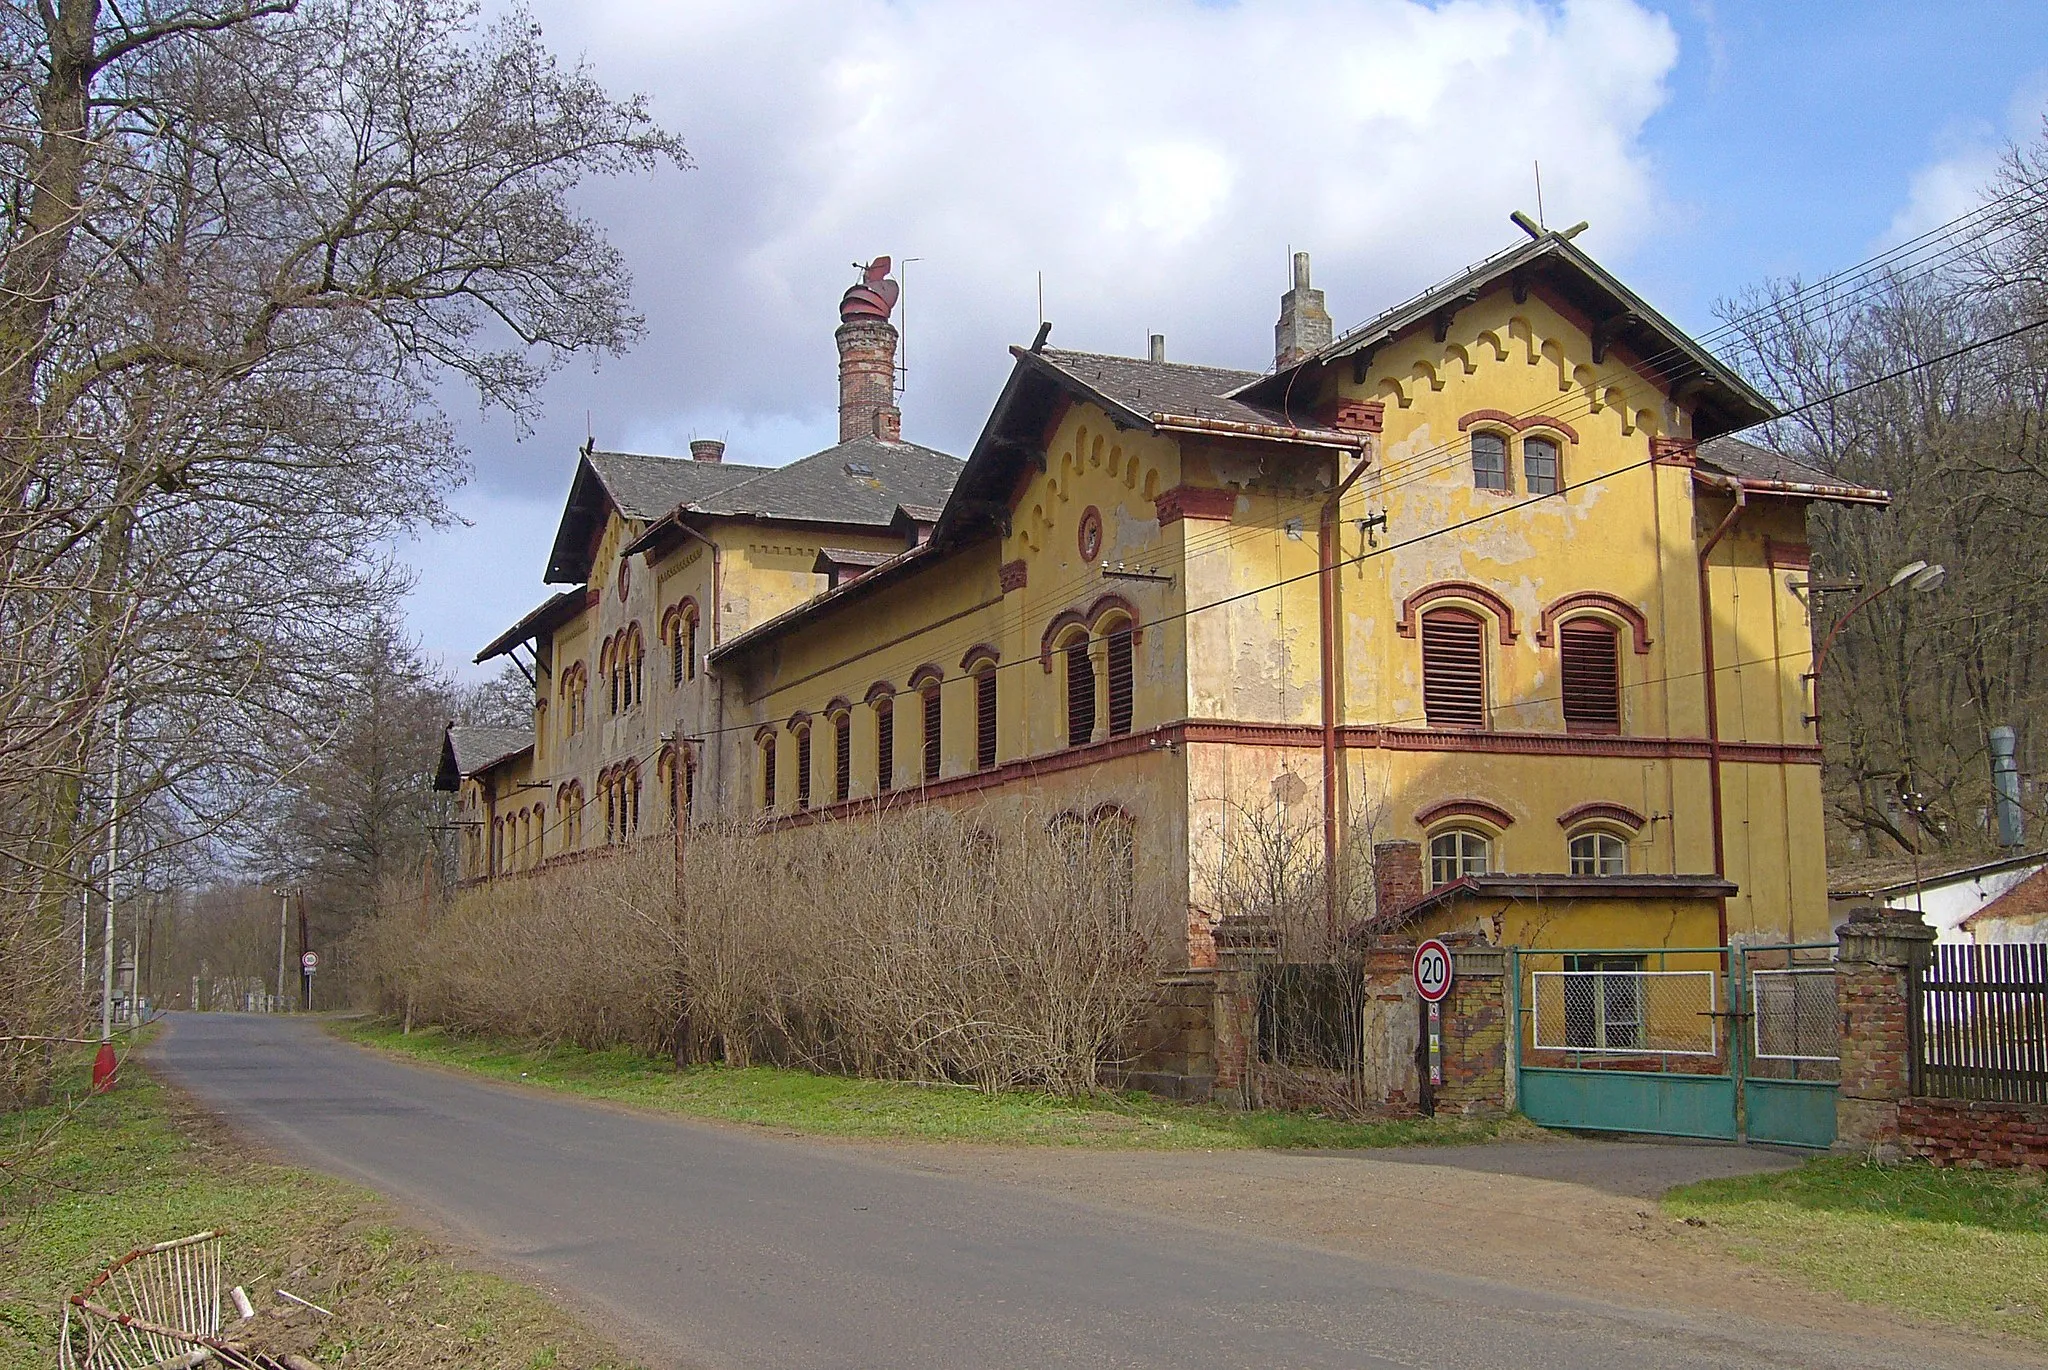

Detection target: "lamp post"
[273, 886, 290, 1012]
[1804, 559, 1946, 725]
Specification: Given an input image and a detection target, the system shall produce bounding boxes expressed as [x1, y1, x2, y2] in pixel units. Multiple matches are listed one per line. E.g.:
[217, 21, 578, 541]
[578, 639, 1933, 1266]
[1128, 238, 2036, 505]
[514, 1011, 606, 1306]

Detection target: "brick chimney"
[689, 439, 724, 463]
[1372, 840, 1424, 921]
[1274, 251, 1333, 369]
[836, 257, 903, 444]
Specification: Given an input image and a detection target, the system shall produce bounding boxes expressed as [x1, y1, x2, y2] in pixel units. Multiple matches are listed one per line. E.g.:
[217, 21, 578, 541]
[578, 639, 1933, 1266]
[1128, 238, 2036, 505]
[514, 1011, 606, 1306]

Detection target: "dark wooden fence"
[1911, 943, 2048, 1104]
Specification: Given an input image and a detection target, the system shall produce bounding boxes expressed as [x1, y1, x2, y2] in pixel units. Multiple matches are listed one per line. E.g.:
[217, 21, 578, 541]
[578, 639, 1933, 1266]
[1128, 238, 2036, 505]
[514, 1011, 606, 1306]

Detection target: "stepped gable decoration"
[840, 257, 900, 322]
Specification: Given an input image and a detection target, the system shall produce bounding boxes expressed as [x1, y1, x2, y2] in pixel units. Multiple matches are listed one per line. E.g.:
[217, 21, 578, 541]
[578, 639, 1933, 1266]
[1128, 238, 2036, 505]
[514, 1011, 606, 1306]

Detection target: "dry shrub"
[354, 798, 1169, 1095]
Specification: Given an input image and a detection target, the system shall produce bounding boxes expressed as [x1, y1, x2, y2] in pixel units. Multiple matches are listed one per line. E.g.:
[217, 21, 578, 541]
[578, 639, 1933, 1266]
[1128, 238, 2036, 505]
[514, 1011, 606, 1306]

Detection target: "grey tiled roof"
[584, 449, 771, 520]
[1035, 349, 1264, 423]
[1697, 435, 1887, 499]
[684, 436, 961, 527]
[447, 725, 533, 776]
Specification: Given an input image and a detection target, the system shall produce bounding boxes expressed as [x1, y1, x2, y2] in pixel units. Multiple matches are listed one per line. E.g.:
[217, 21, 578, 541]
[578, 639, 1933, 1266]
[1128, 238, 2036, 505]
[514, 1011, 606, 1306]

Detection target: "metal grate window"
[1560, 618, 1621, 732]
[975, 669, 998, 770]
[834, 713, 851, 802]
[1471, 431, 1508, 491]
[922, 685, 941, 782]
[1421, 608, 1486, 728]
[1105, 627, 1134, 737]
[1523, 436, 1559, 495]
[1065, 639, 1096, 747]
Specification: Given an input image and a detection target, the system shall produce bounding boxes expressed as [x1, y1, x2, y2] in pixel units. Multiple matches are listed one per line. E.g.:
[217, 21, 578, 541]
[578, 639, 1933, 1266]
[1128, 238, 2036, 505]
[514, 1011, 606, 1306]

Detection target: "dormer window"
[844, 460, 875, 478]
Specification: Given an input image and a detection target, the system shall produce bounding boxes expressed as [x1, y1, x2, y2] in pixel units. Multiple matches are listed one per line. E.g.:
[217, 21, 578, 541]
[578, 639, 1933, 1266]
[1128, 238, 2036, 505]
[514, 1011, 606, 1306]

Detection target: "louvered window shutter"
[1106, 628, 1135, 737]
[1421, 609, 1486, 729]
[795, 729, 811, 810]
[835, 715, 852, 802]
[761, 736, 775, 811]
[1560, 619, 1622, 733]
[877, 703, 894, 793]
[1066, 642, 1096, 747]
[975, 670, 998, 770]
[922, 686, 942, 781]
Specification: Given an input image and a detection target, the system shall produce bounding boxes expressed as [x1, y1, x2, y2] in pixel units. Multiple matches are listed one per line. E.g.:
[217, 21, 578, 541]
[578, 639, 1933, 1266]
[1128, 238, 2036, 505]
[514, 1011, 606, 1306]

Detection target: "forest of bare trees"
[0, 0, 681, 1106]
[1716, 125, 2048, 863]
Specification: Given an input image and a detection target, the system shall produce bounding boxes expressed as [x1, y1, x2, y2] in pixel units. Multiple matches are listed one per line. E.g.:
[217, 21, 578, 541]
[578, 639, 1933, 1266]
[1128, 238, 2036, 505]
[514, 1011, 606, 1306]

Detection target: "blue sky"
[406, 0, 2048, 678]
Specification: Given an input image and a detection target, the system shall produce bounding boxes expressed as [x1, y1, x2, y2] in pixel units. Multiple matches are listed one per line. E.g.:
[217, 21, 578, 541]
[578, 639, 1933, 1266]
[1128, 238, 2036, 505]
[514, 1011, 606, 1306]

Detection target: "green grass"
[0, 1039, 638, 1370]
[1665, 1157, 2048, 1342]
[335, 1019, 1520, 1151]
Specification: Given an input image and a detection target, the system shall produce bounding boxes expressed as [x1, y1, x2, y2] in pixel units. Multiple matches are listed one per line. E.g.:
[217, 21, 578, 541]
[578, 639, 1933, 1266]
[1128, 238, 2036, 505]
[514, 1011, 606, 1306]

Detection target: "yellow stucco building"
[441, 233, 1886, 962]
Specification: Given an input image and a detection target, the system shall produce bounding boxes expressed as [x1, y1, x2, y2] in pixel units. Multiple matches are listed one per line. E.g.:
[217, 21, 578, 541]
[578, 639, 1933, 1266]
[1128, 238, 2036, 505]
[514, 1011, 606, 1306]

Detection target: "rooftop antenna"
[1534, 160, 1546, 229]
[896, 256, 923, 398]
[1037, 270, 1044, 328]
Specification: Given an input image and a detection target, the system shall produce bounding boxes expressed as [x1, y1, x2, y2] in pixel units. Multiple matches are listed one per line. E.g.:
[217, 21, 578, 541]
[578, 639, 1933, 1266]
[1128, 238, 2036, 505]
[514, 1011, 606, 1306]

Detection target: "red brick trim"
[1557, 801, 1647, 832]
[753, 724, 777, 744]
[1535, 591, 1653, 653]
[1154, 484, 1237, 525]
[1415, 798, 1515, 831]
[959, 642, 1001, 670]
[785, 710, 812, 734]
[907, 662, 945, 691]
[1457, 409, 1581, 444]
[1078, 505, 1104, 560]
[585, 587, 601, 608]
[1765, 538, 1813, 569]
[1325, 399, 1385, 434]
[1396, 581, 1519, 645]
[1650, 436, 1698, 467]
[1174, 718, 1822, 765]
[999, 558, 1029, 592]
[1040, 594, 1144, 670]
[823, 695, 853, 719]
[863, 680, 896, 705]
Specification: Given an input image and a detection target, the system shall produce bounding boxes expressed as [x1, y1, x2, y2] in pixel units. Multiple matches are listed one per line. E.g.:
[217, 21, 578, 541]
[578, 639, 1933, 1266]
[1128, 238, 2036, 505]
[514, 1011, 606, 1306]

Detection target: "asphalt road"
[153, 1013, 2017, 1370]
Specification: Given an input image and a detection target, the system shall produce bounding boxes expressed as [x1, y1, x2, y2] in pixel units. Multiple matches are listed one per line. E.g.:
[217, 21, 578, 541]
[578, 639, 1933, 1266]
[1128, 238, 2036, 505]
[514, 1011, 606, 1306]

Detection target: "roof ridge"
[1040, 346, 1262, 380]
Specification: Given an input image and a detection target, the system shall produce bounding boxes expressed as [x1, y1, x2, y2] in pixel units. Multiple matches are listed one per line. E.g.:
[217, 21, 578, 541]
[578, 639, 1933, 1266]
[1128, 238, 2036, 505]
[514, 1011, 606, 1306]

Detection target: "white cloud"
[425, 0, 1682, 674]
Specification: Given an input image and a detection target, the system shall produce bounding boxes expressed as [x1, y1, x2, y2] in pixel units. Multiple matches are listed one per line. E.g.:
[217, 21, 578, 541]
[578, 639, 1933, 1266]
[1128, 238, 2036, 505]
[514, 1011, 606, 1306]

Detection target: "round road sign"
[301, 950, 320, 973]
[1412, 938, 1453, 1003]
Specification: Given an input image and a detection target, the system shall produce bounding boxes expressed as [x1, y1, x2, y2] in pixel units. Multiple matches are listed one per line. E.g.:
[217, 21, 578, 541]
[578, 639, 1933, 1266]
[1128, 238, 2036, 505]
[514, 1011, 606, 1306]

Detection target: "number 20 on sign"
[1413, 939, 1453, 1088]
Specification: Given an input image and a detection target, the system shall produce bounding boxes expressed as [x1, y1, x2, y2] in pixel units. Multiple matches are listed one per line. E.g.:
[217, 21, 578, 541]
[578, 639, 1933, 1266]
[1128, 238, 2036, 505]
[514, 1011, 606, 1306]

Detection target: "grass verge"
[334, 1018, 1524, 1150]
[1664, 1157, 2048, 1343]
[0, 1036, 639, 1370]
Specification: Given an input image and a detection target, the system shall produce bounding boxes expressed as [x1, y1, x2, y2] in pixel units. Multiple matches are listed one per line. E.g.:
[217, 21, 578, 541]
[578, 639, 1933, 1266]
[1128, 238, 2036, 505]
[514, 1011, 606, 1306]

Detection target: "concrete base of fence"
[1899, 1097, 2048, 1169]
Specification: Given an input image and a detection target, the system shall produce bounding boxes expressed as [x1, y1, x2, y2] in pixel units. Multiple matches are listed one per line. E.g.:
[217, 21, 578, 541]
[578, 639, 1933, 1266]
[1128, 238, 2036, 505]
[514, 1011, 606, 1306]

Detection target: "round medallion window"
[617, 558, 632, 602]
[1077, 506, 1103, 561]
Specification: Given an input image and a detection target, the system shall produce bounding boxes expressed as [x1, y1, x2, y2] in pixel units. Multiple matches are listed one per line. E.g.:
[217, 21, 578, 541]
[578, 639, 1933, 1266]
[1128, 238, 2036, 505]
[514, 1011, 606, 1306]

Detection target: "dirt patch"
[858, 1136, 2034, 1361]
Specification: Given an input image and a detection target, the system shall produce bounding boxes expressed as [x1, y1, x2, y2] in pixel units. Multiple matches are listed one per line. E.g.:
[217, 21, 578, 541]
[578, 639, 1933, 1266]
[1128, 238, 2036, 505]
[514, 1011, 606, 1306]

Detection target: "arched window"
[1523, 435, 1560, 495]
[1560, 618, 1621, 733]
[1428, 828, 1491, 887]
[1568, 829, 1628, 876]
[793, 721, 812, 811]
[625, 763, 641, 837]
[1470, 431, 1509, 491]
[683, 608, 698, 682]
[760, 733, 776, 812]
[1102, 619, 1135, 738]
[1060, 628, 1095, 748]
[825, 709, 851, 803]
[1092, 807, 1136, 932]
[921, 680, 942, 782]
[875, 695, 895, 794]
[970, 661, 998, 771]
[1421, 607, 1487, 729]
[682, 751, 695, 822]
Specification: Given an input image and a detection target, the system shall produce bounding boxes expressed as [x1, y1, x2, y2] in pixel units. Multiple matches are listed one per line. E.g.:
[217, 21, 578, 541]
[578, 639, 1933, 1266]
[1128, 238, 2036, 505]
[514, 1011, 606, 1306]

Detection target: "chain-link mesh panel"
[1531, 969, 1718, 1055]
[1750, 968, 1838, 1061]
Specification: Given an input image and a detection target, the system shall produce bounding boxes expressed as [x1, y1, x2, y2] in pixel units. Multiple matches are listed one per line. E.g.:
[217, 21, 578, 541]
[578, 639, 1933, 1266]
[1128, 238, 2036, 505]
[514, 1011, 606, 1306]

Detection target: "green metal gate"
[1509, 944, 1839, 1146]
[1511, 947, 1737, 1141]
[1737, 943, 1839, 1149]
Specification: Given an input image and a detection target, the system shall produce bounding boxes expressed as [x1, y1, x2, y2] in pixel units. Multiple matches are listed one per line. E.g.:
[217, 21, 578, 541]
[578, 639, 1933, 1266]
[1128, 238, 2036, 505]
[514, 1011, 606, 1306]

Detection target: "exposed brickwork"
[998, 558, 1028, 592]
[1372, 840, 1423, 920]
[1152, 484, 1238, 525]
[835, 317, 901, 444]
[1834, 908, 1934, 1156]
[1436, 948, 1506, 1116]
[1899, 1098, 2048, 1169]
[1208, 915, 1276, 1107]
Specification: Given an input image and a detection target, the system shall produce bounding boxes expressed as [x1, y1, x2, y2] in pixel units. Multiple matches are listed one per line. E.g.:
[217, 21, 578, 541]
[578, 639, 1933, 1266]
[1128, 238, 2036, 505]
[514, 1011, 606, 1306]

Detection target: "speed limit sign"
[301, 950, 319, 974]
[1412, 938, 1453, 1003]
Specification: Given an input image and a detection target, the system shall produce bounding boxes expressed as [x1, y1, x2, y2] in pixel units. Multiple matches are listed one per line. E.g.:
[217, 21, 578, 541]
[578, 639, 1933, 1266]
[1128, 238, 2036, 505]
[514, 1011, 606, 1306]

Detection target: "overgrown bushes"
[352, 801, 1169, 1095]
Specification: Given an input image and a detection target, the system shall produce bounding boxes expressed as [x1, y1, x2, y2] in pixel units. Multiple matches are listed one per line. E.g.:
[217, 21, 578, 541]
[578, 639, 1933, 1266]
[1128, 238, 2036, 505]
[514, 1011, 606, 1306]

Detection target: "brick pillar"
[1835, 906, 1934, 1157]
[1372, 840, 1423, 920]
[1210, 914, 1276, 1109]
[1360, 945, 1421, 1113]
[1440, 947, 1507, 1116]
[835, 317, 900, 444]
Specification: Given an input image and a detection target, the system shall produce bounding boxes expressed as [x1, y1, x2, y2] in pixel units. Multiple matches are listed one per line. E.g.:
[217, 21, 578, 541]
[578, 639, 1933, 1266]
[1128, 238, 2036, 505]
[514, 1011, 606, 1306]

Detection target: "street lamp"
[1804, 559, 1946, 725]
[273, 886, 290, 1013]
